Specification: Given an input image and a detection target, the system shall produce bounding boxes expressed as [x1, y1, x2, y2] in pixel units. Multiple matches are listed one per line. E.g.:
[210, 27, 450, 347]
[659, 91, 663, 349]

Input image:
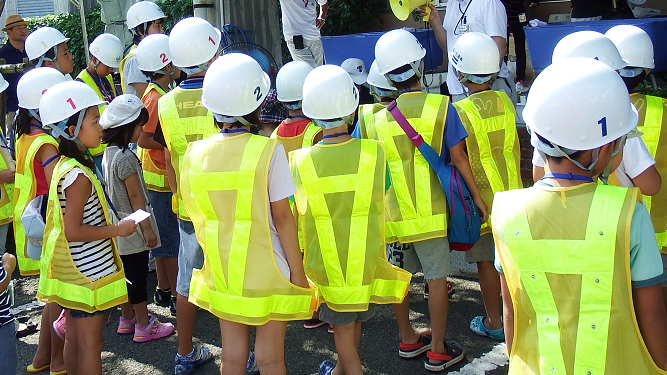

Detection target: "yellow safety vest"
[291, 138, 411, 311]
[158, 85, 216, 221]
[37, 157, 128, 313]
[13, 133, 58, 276]
[629, 93, 667, 252]
[493, 183, 666, 375]
[269, 121, 321, 158]
[357, 103, 387, 139]
[75, 69, 114, 157]
[367, 92, 448, 244]
[0, 139, 13, 226]
[453, 90, 522, 234]
[181, 133, 318, 325]
[119, 45, 137, 95]
[138, 83, 170, 192]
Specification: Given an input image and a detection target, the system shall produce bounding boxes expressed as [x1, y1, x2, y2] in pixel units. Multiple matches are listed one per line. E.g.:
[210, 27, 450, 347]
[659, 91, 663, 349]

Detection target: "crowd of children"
[1, 1, 667, 374]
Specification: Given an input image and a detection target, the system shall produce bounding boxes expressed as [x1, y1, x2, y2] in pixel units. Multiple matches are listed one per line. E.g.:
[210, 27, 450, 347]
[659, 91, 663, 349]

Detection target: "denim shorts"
[68, 308, 108, 318]
[176, 220, 204, 297]
[386, 237, 451, 281]
[319, 303, 376, 326]
[0, 320, 17, 375]
[148, 191, 179, 258]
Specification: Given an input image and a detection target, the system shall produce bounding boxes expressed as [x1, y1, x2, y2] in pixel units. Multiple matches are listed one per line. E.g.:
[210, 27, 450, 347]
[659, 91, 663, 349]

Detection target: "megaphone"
[390, 0, 433, 22]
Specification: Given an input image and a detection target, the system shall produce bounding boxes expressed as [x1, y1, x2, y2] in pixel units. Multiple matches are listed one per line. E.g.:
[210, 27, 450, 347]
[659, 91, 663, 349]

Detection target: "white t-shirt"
[442, 0, 509, 95]
[122, 55, 150, 96]
[531, 137, 656, 188]
[219, 133, 296, 279]
[280, 0, 327, 41]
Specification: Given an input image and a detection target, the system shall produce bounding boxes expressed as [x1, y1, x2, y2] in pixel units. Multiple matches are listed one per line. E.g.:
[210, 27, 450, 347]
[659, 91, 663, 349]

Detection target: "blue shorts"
[68, 309, 108, 318]
[176, 220, 204, 297]
[148, 191, 179, 258]
[0, 321, 17, 375]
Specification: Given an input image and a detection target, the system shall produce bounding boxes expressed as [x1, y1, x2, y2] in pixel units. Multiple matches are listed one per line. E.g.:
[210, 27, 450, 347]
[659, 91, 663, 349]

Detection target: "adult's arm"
[420, 4, 447, 53]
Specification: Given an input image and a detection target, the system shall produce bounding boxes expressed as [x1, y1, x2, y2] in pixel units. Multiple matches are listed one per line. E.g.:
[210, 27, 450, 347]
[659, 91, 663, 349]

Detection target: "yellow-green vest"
[158, 85, 216, 221]
[139, 83, 170, 192]
[119, 45, 137, 95]
[37, 157, 128, 313]
[270, 121, 321, 158]
[453, 90, 522, 234]
[367, 92, 448, 244]
[291, 138, 411, 311]
[181, 133, 318, 325]
[493, 183, 666, 375]
[75, 69, 115, 157]
[0, 138, 13, 226]
[13, 133, 57, 276]
[357, 103, 387, 139]
[630, 93, 667, 252]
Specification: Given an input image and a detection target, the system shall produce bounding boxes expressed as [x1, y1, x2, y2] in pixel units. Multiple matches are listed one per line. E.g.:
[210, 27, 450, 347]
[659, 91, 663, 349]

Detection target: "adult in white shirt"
[421, 0, 516, 104]
[280, 0, 328, 67]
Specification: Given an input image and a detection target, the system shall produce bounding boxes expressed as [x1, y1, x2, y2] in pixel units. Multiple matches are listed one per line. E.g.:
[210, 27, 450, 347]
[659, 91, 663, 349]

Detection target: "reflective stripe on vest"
[75, 69, 116, 157]
[494, 184, 666, 375]
[13, 133, 58, 276]
[182, 133, 318, 324]
[37, 157, 128, 313]
[369, 92, 448, 244]
[0, 138, 13, 225]
[138, 83, 170, 192]
[453, 90, 522, 233]
[270, 122, 322, 158]
[358, 103, 386, 139]
[292, 139, 410, 311]
[158, 86, 216, 220]
[119, 45, 137, 94]
[630, 94, 667, 251]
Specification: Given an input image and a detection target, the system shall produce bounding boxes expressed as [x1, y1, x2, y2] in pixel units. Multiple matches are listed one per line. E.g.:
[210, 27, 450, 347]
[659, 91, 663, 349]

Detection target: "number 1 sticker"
[66, 98, 76, 110]
[598, 117, 607, 137]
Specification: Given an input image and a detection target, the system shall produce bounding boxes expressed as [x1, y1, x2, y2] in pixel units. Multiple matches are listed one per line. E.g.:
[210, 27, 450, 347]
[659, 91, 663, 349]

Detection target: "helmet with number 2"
[39, 81, 106, 140]
[136, 34, 172, 72]
[202, 53, 270, 117]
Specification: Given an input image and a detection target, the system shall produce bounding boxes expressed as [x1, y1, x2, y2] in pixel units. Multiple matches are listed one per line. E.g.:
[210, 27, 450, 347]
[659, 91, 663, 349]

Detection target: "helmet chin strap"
[384, 59, 423, 83]
[36, 45, 61, 72]
[48, 109, 87, 144]
[28, 109, 41, 123]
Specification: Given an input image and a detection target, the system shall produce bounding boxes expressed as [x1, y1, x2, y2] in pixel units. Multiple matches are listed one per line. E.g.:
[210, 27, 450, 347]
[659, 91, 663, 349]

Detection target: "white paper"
[124, 209, 151, 224]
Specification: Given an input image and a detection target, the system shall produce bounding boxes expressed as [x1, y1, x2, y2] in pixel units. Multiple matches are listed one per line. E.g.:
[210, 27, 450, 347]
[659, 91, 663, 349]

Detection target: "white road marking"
[449, 343, 508, 375]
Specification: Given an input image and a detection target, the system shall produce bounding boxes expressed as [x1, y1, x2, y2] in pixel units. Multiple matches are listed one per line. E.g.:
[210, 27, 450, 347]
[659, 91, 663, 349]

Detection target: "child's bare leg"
[662, 287, 667, 313]
[63, 310, 78, 375]
[155, 257, 178, 294]
[73, 313, 104, 375]
[176, 294, 198, 355]
[48, 305, 65, 371]
[254, 320, 287, 375]
[32, 303, 56, 368]
[332, 321, 363, 375]
[426, 277, 449, 358]
[219, 319, 250, 375]
[119, 302, 134, 319]
[133, 302, 150, 327]
[477, 261, 503, 330]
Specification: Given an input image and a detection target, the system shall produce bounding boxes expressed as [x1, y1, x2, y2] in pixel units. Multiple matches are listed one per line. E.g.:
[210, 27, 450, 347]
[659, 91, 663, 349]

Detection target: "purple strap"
[387, 101, 425, 148]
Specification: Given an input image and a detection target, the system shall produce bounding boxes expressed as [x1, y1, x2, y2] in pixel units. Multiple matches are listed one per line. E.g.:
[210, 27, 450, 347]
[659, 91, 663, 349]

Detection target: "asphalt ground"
[11, 269, 509, 375]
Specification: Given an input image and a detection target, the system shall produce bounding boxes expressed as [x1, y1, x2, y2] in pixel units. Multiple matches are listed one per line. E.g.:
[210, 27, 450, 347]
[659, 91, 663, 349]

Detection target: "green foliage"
[27, 8, 105, 75]
[636, 81, 667, 99]
[319, 0, 384, 36]
[155, 0, 193, 33]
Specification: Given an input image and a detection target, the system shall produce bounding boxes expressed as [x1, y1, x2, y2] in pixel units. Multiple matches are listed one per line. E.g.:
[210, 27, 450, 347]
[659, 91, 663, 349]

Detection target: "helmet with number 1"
[25, 27, 70, 66]
[17, 67, 67, 111]
[302, 65, 359, 122]
[126, 1, 165, 31]
[169, 17, 221, 69]
[366, 60, 396, 91]
[605, 25, 654, 78]
[276, 61, 313, 103]
[552, 31, 627, 70]
[89, 33, 124, 69]
[136, 33, 172, 72]
[375, 29, 426, 80]
[202, 53, 270, 117]
[39, 81, 106, 140]
[523, 58, 637, 153]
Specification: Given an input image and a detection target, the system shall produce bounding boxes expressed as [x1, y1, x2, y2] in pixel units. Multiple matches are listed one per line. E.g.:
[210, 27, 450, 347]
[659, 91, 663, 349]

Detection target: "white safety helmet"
[605, 25, 654, 78]
[126, 1, 165, 31]
[276, 61, 313, 103]
[302, 65, 359, 127]
[136, 33, 172, 72]
[341, 58, 369, 85]
[375, 29, 426, 81]
[0, 73, 8, 95]
[202, 53, 270, 119]
[523, 58, 638, 154]
[39, 81, 106, 140]
[89, 33, 124, 69]
[25, 27, 70, 67]
[17, 67, 67, 124]
[366, 60, 396, 90]
[169, 17, 221, 71]
[450, 32, 500, 75]
[552, 30, 627, 71]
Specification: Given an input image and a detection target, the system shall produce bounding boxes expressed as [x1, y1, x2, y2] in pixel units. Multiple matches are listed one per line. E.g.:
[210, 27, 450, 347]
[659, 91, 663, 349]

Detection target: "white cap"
[341, 58, 369, 85]
[99, 94, 145, 129]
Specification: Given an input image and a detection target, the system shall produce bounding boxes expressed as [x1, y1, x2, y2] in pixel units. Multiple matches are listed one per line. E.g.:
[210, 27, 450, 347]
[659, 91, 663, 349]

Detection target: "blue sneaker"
[174, 344, 213, 375]
[318, 360, 335, 375]
[246, 350, 259, 375]
[469, 316, 504, 340]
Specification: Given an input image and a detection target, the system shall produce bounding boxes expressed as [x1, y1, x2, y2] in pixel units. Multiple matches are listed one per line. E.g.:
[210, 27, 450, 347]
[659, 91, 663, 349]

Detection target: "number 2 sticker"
[254, 86, 262, 101]
[598, 117, 607, 137]
[159, 53, 168, 63]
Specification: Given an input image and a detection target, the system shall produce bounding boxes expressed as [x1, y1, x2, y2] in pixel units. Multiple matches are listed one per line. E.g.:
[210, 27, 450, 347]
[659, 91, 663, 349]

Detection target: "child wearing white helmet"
[496, 57, 667, 374]
[293, 64, 411, 375]
[99, 94, 174, 343]
[353, 59, 398, 139]
[159, 17, 220, 375]
[449, 32, 522, 342]
[13, 67, 68, 374]
[341, 57, 374, 106]
[120, 0, 165, 97]
[606, 24, 667, 307]
[134, 33, 179, 315]
[25, 26, 74, 76]
[36, 81, 137, 375]
[76, 33, 123, 106]
[182, 52, 317, 375]
[360, 28, 487, 372]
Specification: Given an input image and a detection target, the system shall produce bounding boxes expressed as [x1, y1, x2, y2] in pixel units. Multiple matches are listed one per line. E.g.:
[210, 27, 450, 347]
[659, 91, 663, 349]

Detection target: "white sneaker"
[516, 80, 529, 94]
